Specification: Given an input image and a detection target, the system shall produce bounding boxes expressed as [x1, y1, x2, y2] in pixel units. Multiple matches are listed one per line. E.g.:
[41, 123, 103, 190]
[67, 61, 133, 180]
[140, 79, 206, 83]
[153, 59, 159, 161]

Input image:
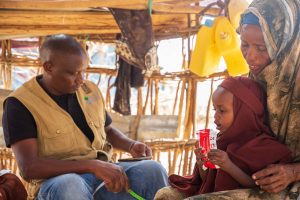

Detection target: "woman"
[239, 0, 300, 194]
[154, 0, 300, 199]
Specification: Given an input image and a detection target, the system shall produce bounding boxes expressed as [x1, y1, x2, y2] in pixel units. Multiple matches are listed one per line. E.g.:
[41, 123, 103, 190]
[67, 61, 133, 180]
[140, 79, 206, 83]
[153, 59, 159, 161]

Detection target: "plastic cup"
[197, 129, 218, 169]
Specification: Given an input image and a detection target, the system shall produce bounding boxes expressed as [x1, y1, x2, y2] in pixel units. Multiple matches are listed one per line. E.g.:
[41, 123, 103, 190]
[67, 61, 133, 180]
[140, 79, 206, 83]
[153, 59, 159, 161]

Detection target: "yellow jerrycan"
[189, 18, 221, 77]
[215, 17, 249, 76]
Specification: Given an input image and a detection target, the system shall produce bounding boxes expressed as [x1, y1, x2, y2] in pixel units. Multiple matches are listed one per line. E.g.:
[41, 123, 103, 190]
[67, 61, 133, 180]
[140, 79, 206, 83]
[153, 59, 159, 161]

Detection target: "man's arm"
[105, 125, 151, 157]
[12, 138, 129, 192]
[104, 125, 135, 152]
[252, 163, 300, 193]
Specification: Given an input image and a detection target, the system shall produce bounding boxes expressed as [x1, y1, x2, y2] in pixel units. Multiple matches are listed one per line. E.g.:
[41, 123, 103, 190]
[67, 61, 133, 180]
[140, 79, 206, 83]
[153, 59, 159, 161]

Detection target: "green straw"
[128, 189, 145, 200]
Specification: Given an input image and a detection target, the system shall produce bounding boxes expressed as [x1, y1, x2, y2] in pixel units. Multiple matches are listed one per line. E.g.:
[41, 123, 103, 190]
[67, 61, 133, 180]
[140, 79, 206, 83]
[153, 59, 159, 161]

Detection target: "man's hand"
[252, 164, 295, 193]
[93, 161, 129, 193]
[129, 141, 152, 158]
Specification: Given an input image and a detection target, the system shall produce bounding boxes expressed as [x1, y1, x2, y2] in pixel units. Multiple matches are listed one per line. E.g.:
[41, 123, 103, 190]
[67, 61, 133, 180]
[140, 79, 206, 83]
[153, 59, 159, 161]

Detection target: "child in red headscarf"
[168, 77, 292, 197]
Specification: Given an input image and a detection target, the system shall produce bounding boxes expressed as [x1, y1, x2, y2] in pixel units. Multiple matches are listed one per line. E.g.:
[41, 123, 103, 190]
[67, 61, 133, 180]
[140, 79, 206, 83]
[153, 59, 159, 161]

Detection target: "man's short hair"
[40, 34, 86, 64]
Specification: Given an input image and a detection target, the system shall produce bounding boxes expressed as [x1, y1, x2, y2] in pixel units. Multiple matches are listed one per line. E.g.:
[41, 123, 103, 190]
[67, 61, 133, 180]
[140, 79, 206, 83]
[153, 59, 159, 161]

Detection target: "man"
[2, 34, 168, 200]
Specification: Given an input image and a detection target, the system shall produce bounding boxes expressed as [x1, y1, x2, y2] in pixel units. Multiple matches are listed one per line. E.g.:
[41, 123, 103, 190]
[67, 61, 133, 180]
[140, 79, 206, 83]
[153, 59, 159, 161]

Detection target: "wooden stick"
[178, 143, 186, 174]
[142, 79, 150, 115]
[150, 79, 154, 114]
[170, 147, 179, 175]
[188, 146, 194, 174]
[168, 149, 172, 174]
[105, 75, 110, 111]
[177, 79, 186, 138]
[137, 87, 143, 116]
[183, 80, 192, 139]
[96, 74, 101, 86]
[181, 37, 186, 70]
[1, 41, 7, 89]
[182, 147, 190, 175]
[172, 80, 181, 115]
[192, 80, 198, 137]
[205, 78, 214, 128]
[6, 40, 12, 89]
[129, 88, 143, 140]
[154, 79, 159, 115]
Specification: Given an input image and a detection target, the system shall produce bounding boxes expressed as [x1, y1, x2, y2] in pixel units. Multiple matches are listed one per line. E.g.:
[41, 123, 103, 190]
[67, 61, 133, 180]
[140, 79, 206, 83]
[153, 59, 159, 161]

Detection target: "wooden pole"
[154, 79, 159, 115]
[188, 146, 194, 174]
[182, 147, 190, 175]
[172, 80, 181, 115]
[143, 78, 151, 114]
[192, 80, 198, 137]
[6, 40, 12, 89]
[177, 79, 186, 138]
[168, 149, 172, 174]
[170, 148, 180, 175]
[183, 79, 193, 139]
[187, 14, 191, 68]
[105, 75, 112, 111]
[150, 79, 154, 114]
[129, 87, 143, 140]
[205, 78, 214, 128]
[1, 41, 7, 89]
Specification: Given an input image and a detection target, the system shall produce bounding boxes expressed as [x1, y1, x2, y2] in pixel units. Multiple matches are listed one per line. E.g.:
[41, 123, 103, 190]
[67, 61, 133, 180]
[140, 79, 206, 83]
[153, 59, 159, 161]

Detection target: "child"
[168, 76, 292, 197]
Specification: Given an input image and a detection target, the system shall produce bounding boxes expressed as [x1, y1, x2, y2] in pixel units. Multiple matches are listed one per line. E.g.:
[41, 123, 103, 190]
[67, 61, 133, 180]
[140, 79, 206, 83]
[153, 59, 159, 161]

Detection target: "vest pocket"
[41, 124, 75, 157]
[88, 115, 106, 139]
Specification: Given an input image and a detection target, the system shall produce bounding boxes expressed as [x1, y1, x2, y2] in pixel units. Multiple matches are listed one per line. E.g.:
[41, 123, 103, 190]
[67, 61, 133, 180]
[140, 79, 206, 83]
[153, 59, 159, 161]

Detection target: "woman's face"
[240, 24, 271, 75]
[212, 87, 234, 134]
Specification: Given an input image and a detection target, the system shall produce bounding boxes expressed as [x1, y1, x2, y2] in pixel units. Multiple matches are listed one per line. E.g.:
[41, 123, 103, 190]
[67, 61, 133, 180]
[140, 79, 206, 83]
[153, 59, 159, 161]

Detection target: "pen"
[93, 182, 106, 196]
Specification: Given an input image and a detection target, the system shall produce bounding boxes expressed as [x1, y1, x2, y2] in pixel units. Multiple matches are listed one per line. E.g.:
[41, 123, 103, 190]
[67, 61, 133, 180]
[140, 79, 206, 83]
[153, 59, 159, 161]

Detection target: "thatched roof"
[0, 0, 220, 42]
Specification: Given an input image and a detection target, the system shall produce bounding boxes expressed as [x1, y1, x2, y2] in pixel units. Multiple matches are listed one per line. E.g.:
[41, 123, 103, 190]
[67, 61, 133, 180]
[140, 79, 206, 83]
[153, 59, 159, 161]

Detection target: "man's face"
[46, 52, 88, 95]
[240, 24, 271, 76]
[212, 87, 234, 134]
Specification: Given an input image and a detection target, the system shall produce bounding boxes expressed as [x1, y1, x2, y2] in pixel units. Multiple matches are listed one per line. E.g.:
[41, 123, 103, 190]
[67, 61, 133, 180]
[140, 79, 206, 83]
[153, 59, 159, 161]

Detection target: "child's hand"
[194, 147, 206, 166]
[207, 149, 233, 170]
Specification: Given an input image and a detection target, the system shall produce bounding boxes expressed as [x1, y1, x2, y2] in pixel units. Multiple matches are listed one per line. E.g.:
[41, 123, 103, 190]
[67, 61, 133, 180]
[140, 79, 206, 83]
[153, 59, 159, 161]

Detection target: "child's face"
[212, 87, 234, 134]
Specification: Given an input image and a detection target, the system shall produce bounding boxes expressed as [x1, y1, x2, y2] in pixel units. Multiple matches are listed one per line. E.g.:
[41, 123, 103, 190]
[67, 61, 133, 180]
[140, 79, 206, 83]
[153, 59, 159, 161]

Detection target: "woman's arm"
[252, 163, 300, 193]
[208, 149, 256, 187]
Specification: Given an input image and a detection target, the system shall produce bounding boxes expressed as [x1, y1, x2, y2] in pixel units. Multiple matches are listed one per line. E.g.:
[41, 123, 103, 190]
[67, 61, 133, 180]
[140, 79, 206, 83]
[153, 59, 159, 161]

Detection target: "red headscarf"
[169, 77, 292, 196]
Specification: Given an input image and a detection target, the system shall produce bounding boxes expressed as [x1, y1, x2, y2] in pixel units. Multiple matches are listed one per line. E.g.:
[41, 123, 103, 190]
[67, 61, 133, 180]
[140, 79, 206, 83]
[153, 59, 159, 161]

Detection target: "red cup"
[198, 129, 210, 154]
[197, 129, 217, 169]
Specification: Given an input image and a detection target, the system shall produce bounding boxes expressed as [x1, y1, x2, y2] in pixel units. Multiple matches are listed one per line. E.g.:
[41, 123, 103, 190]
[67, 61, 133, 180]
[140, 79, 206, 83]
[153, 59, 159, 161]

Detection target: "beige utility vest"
[10, 77, 111, 198]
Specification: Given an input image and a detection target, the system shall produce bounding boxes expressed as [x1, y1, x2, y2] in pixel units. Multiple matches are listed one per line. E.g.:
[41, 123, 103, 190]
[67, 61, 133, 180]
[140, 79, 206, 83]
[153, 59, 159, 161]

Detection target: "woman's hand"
[207, 149, 233, 171]
[129, 141, 152, 158]
[252, 164, 296, 193]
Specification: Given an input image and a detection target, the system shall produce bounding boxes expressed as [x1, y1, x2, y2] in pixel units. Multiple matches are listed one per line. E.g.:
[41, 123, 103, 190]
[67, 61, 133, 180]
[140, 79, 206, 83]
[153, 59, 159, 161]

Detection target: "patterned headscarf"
[240, 0, 300, 162]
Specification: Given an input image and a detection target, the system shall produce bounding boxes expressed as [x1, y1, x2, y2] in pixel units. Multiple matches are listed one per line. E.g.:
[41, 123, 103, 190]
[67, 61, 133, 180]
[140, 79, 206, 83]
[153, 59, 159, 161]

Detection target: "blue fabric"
[36, 160, 168, 200]
[241, 12, 260, 26]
